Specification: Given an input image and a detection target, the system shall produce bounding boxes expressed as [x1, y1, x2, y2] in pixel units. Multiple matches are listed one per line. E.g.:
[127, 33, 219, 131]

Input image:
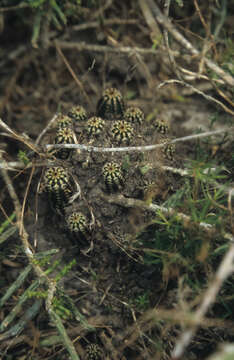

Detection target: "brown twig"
[162, 0, 182, 79]
[193, 0, 209, 33]
[0, 4, 29, 12]
[20, 166, 35, 236]
[71, 18, 138, 32]
[54, 41, 92, 107]
[90, 0, 113, 20]
[138, 0, 162, 40]
[0, 118, 41, 155]
[35, 113, 59, 146]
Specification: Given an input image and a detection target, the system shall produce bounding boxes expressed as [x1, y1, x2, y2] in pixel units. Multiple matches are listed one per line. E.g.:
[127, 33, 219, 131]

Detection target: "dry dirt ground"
[0, 2, 234, 360]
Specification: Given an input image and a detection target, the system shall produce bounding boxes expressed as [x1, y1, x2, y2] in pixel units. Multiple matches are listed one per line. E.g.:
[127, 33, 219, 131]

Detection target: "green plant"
[0, 213, 16, 235]
[139, 158, 230, 289]
[23, 0, 98, 47]
[28, 259, 77, 320]
[134, 291, 150, 311]
[17, 150, 30, 165]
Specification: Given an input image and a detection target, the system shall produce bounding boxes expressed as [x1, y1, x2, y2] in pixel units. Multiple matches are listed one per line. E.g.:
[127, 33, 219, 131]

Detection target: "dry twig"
[45, 127, 234, 153]
[54, 41, 91, 107]
[55, 40, 159, 55]
[171, 243, 234, 359]
[145, 0, 234, 87]
[158, 79, 234, 115]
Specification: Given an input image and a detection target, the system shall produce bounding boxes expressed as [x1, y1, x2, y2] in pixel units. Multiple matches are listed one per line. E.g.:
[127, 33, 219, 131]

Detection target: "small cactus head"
[86, 116, 105, 137]
[44, 167, 70, 191]
[164, 143, 175, 160]
[54, 127, 75, 160]
[154, 118, 169, 134]
[67, 105, 87, 122]
[43, 167, 72, 214]
[102, 161, 124, 192]
[55, 127, 74, 144]
[56, 114, 73, 129]
[124, 107, 144, 124]
[85, 344, 103, 360]
[96, 87, 125, 119]
[111, 120, 134, 144]
[67, 212, 88, 235]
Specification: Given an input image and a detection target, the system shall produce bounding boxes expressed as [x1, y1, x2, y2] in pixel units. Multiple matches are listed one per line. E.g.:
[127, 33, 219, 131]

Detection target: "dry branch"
[55, 40, 160, 55]
[171, 243, 234, 359]
[145, 0, 234, 87]
[45, 127, 234, 153]
[158, 80, 234, 115]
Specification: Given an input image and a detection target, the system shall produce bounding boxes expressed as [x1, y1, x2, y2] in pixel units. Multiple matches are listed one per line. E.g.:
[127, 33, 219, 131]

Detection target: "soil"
[0, 3, 234, 360]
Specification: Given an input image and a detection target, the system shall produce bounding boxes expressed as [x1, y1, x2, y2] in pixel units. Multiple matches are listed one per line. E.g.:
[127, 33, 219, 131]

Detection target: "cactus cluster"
[41, 87, 175, 241]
